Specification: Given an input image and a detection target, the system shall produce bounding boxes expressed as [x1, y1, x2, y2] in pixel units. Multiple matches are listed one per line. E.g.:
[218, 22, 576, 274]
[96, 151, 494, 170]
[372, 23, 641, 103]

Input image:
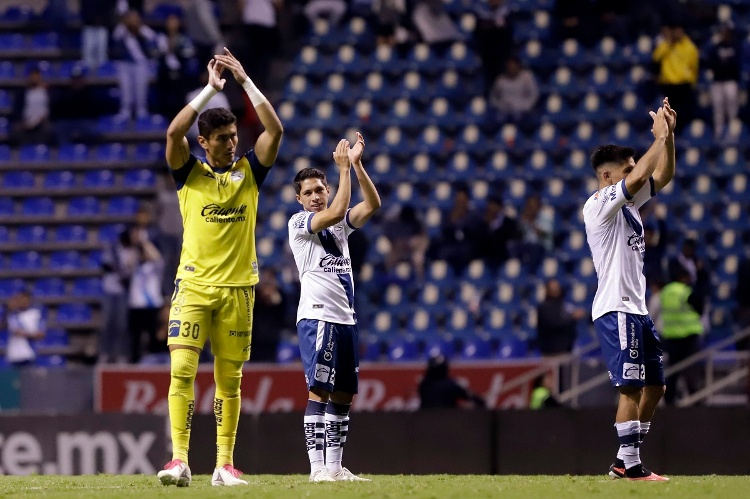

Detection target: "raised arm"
[625, 107, 668, 197]
[347, 132, 381, 228]
[165, 59, 225, 169]
[309, 140, 352, 233]
[214, 47, 284, 167]
[652, 98, 676, 192]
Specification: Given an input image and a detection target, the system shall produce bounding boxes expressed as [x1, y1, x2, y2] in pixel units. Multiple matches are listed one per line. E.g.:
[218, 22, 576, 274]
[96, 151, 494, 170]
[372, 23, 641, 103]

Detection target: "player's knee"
[618, 385, 642, 398]
[170, 349, 199, 387]
[214, 358, 243, 397]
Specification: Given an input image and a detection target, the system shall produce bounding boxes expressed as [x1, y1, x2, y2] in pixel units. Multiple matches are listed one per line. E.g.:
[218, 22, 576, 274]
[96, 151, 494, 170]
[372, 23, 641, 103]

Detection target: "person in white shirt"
[6, 290, 46, 366]
[583, 98, 676, 481]
[288, 133, 380, 482]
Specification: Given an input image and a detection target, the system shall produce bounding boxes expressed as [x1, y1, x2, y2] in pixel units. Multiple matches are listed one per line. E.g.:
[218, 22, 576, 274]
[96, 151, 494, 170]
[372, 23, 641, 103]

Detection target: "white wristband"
[242, 77, 268, 107]
[188, 85, 218, 112]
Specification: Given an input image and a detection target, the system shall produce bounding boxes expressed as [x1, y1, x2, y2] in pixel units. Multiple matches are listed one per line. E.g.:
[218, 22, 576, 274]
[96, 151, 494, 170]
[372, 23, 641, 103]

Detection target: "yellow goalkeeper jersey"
[169, 150, 270, 287]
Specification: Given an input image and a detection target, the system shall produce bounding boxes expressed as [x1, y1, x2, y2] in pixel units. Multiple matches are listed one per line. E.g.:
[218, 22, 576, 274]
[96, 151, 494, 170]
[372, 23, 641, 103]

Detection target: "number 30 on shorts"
[168, 320, 200, 339]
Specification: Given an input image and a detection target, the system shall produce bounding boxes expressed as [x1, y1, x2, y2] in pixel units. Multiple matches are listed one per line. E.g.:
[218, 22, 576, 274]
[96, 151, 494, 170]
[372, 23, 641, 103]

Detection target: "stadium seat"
[360, 335, 382, 362]
[83, 169, 115, 188]
[459, 335, 492, 360]
[56, 303, 92, 323]
[95, 143, 126, 162]
[35, 355, 66, 367]
[16, 225, 47, 244]
[44, 170, 77, 190]
[123, 168, 155, 188]
[0, 197, 13, 215]
[107, 196, 139, 215]
[49, 250, 83, 270]
[10, 251, 42, 270]
[67, 196, 100, 216]
[33, 277, 65, 297]
[3, 170, 35, 189]
[98, 223, 125, 242]
[386, 337, 418, 362]
[72, 277, 102, 296]
[0, 225, 8, 243]
[21, 196, 54, 216]
[56, 224, 88, 243]
[275, 339, 299, 363]
[19, 144, 50, 162]
[422, 335, 455, 359]
[134, 142, 163, 162]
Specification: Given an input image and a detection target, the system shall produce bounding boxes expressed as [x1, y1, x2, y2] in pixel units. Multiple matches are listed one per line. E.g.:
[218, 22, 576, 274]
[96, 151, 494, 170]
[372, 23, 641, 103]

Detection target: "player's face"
[200, 124, 238, 168]
[608, 157, 636, 185]
[296, 178, 330, 212]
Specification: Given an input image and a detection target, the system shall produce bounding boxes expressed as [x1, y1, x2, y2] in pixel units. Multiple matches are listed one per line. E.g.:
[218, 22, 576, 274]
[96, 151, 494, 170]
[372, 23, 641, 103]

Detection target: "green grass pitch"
[0, 475, 747, 498]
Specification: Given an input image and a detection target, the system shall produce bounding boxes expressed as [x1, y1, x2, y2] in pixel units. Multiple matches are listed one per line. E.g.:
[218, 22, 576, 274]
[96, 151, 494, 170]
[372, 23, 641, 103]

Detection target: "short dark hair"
[198, 108, 236, 138]
[294, 167, 327, 194]
[590, 144, 636, 171]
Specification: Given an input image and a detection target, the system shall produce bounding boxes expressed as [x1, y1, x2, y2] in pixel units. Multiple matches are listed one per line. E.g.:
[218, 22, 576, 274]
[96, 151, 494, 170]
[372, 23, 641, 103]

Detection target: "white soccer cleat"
[157, 459, 192, 487]
[309, 468, 335, 482]
[328, 467, 371, 481]
[211, 464, 248, 486]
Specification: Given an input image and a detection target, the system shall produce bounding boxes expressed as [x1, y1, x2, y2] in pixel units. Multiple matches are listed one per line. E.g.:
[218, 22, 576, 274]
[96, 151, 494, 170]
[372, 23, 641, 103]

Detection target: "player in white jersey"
[288, 133, 381, 482]
[583, 98, 676, 481]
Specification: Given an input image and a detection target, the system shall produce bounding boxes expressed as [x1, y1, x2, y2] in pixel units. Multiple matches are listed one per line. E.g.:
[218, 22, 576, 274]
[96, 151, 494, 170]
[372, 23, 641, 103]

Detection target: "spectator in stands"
[517, 194, 554, 273]
[412, 0, 462, 45]
[536, 279, 585, 356]
[11, 66, 53, 145]
[5, 290, 46, 367]
[238, 0, 281, 90]
[419, 354, 486, 409]
[127, 227, 166, 363]
[157, 14, 198, 119]
[642, 216, 667, 285]
[251, 269, 289, 362]
[99, 228, 138, 364]
[652, 23, 698, 133]
[668, 238, 710, 304]
[51, 65, 102, 144]
[660, 266, 704, 405]
[384, 204, 430, 281]
[432, 184, 484, 274]
[648, 277, 665, 333]
[706, 23, 741, 141]
[594, 0, 632, 44]
[111, 9, 160, 121]
[473, 0, 513, 93]
[185, 71, 231, 150]
[155, 171, 183, 297]
[530, 371, 561, 409]
[80, 0, 117, 69]
[184, 0, 225, 65]
[489, 56, 539, 126]
[373, 0, 410, 47]
[304, 0, 348, 26]
[480, 194, 519, 269]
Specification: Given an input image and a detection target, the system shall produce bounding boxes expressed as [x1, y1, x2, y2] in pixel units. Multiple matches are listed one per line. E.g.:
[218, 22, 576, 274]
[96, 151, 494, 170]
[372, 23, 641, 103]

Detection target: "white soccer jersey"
[288, 209, 357, 325]
[583, 178, 656, 320]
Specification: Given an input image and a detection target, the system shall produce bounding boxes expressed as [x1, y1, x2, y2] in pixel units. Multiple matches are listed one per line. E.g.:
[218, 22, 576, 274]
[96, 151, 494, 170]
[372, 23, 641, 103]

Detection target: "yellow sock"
[168, 348, 199, 463]
[214, 357, 243, 468]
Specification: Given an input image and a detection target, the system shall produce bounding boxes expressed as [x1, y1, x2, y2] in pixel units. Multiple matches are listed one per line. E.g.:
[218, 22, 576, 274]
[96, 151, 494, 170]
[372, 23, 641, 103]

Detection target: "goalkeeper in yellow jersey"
[156, 48, 283, 487]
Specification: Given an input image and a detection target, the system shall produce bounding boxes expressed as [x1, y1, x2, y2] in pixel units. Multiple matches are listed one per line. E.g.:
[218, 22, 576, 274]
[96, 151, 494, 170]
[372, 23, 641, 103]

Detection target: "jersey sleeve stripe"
[345, 209, 357, 231]
[621, 179, 633, 200]
[306, 212, 314, 234]
[169, 155, 197, 190]
[649, 177, 656, 197]
[246, 149, 271, 188]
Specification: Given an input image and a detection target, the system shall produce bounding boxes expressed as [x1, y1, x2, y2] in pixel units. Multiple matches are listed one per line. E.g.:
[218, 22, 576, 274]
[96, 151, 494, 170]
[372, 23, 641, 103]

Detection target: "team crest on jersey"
[231, 170, 244, 182]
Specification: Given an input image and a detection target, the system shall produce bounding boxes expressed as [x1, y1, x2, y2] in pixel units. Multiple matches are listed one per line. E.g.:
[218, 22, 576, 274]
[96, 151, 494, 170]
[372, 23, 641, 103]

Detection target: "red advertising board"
[95, 360, 543, 414]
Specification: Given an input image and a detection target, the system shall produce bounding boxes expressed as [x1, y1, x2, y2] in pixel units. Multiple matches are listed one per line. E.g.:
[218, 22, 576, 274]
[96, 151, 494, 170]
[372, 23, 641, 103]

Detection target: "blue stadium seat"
[681, 119, 713, 149]
[0, 61, 15, 79]
[0, 225, 8, 243]
[0, 278, 26, 298]
[56, 303, 92, 323]
[85, 250, 103, 269]
[72, 277, 102, 296]
[95, 142, 126, 162]
[0, 144, 10, 162]
[10, 251, 42, 270]
[58, 143, 89, 162]
[275, 338, 299, 363]
[123, 168, 155, 188]
[0, 33, 23, 50]
[446, 152, 477, 182]
[0, 197, 12, 215]
[416, 126, 446, 155]
[107, 196, 139, 215]
[98, 223, 125, 242]
[56, 224, 88, 243]
[35, 355, 66, 367]
[459, 335, 492, 360]
[21, 197, 54, 216]
[134, 114, 167, 132]
[148, 3, 183, 21]
[44, 170, 76, 190]
[386, 337, 418, 362]
[33, 277, 65, 297]
[134, 142, 163, 161]
[422, 335, 455, 359]
[360, 335, 382, 362]
[49, 250, 83, 270]
[95, 61, 117, 78]
[67, 196, 100, 216]
[3, 170, 35, 189]
[495, 333, 529, 359]
[16, 225, 47, 243]
[19, 144, 50, 162]
[83, 169, 115, 188]
[31, 32, 58, 49]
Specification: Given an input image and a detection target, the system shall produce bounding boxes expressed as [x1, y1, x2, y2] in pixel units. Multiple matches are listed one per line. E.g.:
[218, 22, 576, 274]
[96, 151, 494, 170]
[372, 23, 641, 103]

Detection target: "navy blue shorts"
[297, 319, 359, 394]
[594, 311, 665, 387]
